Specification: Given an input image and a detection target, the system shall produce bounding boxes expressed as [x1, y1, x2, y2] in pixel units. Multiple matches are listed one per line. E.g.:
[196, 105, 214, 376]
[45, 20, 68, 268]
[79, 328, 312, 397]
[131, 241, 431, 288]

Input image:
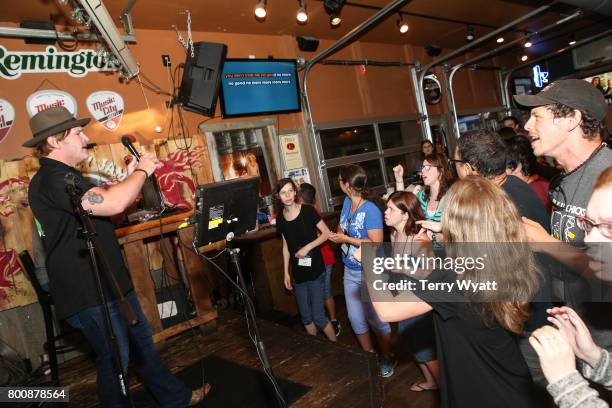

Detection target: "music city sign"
[0, 45, 118, 80]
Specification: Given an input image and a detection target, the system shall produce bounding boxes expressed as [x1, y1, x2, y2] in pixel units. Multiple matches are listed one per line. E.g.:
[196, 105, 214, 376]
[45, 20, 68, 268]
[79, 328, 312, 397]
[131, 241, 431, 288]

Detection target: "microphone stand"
[225, 228, 287, 408]
[65, 176, 135, 408]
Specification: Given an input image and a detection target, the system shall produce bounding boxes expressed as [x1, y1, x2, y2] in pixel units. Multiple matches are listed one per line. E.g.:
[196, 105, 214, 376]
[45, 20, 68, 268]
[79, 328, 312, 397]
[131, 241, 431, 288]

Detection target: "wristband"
[133, 168, 149, 178]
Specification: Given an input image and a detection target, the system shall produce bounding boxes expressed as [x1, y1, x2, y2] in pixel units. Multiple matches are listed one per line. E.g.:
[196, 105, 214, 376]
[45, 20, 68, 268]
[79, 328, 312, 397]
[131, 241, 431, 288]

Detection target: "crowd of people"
[273, 79, 612, 407]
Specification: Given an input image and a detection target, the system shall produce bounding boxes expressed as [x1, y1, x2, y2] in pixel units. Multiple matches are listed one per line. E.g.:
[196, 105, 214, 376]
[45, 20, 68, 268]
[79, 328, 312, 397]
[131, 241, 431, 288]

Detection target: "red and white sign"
[26, 90, 77, 118]
[0, 99, 15, 144]
[86, 91, 124, 131]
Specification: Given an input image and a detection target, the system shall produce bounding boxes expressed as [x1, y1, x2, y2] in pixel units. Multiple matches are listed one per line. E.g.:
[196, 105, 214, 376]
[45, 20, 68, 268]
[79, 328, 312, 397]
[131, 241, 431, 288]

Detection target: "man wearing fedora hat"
[515, 79, 612, 349]
[25, 106, 208, 407]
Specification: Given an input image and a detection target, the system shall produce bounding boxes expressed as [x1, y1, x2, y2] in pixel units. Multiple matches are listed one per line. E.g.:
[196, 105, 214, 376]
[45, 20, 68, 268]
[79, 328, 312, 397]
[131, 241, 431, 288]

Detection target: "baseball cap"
[514, 79, 607, 121]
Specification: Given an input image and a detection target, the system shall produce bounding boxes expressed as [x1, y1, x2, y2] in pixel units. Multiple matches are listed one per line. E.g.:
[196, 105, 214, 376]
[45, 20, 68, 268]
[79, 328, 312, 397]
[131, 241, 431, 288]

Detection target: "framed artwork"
[201, 119, 280, 198]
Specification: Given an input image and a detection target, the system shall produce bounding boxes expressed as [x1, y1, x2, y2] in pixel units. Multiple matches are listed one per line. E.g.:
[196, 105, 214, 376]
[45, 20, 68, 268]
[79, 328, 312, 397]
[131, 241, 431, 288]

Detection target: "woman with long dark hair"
[329, 164, 395, 377]
[274, 178, 336, 341]
[385, 191, 440, 392]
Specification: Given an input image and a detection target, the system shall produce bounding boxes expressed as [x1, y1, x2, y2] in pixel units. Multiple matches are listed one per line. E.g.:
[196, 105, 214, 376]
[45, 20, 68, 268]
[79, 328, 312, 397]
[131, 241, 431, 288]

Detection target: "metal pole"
[0, 26, 136, 43]
[442, 66, 460, 142]
[410, 64, 432, 142]
[498, 70, 511, 113]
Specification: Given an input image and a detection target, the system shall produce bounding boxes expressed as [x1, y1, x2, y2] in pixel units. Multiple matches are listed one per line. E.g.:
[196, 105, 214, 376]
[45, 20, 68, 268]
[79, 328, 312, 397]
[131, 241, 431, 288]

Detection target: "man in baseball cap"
[25, 106, 209, 406]
[516, 80, 612, 348]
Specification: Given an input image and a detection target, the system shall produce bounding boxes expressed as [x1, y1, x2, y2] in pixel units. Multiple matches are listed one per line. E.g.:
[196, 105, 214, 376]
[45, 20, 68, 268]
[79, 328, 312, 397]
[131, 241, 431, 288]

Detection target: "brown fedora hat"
[22, 106, 91, 148]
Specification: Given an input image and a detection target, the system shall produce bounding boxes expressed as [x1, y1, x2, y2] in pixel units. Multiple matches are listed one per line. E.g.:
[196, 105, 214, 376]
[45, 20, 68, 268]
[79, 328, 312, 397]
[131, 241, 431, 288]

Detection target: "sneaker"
[331, 320, 341, 337]
[379, 357, 397, 378]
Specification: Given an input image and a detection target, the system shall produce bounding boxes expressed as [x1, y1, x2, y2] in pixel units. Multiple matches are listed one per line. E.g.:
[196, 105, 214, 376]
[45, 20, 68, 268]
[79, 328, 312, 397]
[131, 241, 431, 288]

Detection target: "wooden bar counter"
[115, 211, 222, 342]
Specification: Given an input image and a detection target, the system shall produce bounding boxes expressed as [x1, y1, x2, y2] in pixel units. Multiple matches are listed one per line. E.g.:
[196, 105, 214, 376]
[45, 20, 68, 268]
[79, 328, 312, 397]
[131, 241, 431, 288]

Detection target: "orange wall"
[0, 25, 503, 160]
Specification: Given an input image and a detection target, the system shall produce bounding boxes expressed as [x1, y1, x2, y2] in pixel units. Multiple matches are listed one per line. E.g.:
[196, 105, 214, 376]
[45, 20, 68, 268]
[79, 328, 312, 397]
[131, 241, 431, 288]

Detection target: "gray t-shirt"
[550, 144, 612, 247]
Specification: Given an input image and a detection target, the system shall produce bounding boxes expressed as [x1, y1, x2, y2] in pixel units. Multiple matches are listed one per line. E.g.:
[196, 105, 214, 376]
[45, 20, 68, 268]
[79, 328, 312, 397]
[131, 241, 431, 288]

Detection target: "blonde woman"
[370, 176, 540, 407]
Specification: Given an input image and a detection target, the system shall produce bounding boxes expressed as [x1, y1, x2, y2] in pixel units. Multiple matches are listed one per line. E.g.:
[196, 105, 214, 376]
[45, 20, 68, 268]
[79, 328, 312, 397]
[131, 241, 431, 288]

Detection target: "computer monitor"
[194, 177, 261, 246]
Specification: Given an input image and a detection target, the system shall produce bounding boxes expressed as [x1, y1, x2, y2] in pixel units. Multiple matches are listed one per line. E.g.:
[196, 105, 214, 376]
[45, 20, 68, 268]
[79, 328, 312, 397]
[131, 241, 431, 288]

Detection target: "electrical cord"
[193, 242, 287, 407]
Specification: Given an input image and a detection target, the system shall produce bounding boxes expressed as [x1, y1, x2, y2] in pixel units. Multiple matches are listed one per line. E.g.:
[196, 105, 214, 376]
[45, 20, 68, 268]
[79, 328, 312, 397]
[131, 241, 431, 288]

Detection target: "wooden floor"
[55, 306, 440, 407]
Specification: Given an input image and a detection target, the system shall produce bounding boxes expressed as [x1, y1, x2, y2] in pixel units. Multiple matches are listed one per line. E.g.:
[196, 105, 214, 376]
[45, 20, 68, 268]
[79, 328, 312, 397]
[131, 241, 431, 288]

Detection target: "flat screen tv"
[219, 59, 301, 118]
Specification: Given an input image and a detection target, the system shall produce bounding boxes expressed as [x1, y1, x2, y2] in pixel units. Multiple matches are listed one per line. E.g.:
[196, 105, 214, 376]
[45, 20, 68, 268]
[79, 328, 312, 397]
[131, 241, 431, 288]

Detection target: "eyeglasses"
[420, 164, 441, 172]
[448, 159, 467, 166]
[577, 216, 612, 239]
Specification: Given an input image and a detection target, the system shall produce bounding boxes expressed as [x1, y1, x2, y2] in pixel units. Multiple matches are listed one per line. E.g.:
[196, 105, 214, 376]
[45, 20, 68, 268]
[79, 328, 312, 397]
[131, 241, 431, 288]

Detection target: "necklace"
[351, 197, 363, 213]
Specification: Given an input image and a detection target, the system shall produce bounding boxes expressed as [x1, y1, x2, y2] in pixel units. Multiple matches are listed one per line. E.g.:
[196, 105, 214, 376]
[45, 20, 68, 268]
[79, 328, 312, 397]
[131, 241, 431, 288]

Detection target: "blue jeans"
[66, 291, 191, 408]
[293, 273, 329, 329]
[322, 264, 334, 300]
[343, 267, 391, 335]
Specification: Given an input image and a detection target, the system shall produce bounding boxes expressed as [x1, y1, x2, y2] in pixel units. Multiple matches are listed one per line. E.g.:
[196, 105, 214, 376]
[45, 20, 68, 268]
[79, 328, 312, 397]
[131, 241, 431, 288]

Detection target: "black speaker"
[296, 36, 319, 52]
[178, 41, 227, 117]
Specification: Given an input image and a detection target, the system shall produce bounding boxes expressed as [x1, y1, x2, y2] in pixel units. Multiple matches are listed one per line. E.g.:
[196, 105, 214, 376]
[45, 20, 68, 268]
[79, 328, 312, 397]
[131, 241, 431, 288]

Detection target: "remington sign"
[0, 45, 117, 80]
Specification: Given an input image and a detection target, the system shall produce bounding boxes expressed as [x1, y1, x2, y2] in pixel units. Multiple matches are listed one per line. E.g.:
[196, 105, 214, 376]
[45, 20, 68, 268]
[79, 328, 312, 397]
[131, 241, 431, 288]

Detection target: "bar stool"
[18, 250, 81, 386]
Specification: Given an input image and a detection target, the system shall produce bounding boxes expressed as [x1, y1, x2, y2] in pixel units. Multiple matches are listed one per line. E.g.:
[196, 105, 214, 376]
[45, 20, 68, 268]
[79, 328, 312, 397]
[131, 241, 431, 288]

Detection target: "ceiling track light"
[254, 0, 267, 19]
[524, 39, 532, 48]
[296, 0, 308, 23]
[330, 13, 341, 26]
[521, 55, 528, 62]
[397, 13, 409, 34]
[465, 25, 475, 42]
[569, 34, 576, 45]
[324, 0, 345, 27]
[496, 36, 505, 43]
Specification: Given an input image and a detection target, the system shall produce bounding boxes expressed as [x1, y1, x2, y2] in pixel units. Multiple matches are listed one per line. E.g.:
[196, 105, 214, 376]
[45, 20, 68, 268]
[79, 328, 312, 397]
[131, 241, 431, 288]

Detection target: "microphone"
[120, 135, 140, 161]
[84, 143, 97, 150]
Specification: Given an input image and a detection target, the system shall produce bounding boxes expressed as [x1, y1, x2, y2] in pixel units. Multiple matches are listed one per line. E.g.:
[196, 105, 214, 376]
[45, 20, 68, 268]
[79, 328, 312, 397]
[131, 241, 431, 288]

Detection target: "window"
[379, 121, 421, 149]
[319, 125, 377, 159]
[316, 119, 424, 209]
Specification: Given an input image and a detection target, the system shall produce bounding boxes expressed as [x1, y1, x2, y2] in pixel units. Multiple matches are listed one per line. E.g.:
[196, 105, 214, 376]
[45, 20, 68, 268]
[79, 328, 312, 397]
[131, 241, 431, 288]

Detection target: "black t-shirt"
[276, 204, 324, 283]
[501, 175, 550, 232]
[412, 269, 537, 408]
[501, 175, 552, 330]
[28, 157, 133, 319]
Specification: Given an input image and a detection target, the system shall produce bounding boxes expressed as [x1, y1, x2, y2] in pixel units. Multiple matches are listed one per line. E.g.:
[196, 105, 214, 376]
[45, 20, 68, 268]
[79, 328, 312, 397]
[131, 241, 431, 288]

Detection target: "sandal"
[410, 381, 438, 392]
[188, 383, 212, 406]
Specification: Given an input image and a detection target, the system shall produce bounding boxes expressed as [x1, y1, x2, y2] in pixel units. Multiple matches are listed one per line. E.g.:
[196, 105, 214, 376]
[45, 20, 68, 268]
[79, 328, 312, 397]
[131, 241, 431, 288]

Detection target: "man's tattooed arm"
[82, 191, 105, 205]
